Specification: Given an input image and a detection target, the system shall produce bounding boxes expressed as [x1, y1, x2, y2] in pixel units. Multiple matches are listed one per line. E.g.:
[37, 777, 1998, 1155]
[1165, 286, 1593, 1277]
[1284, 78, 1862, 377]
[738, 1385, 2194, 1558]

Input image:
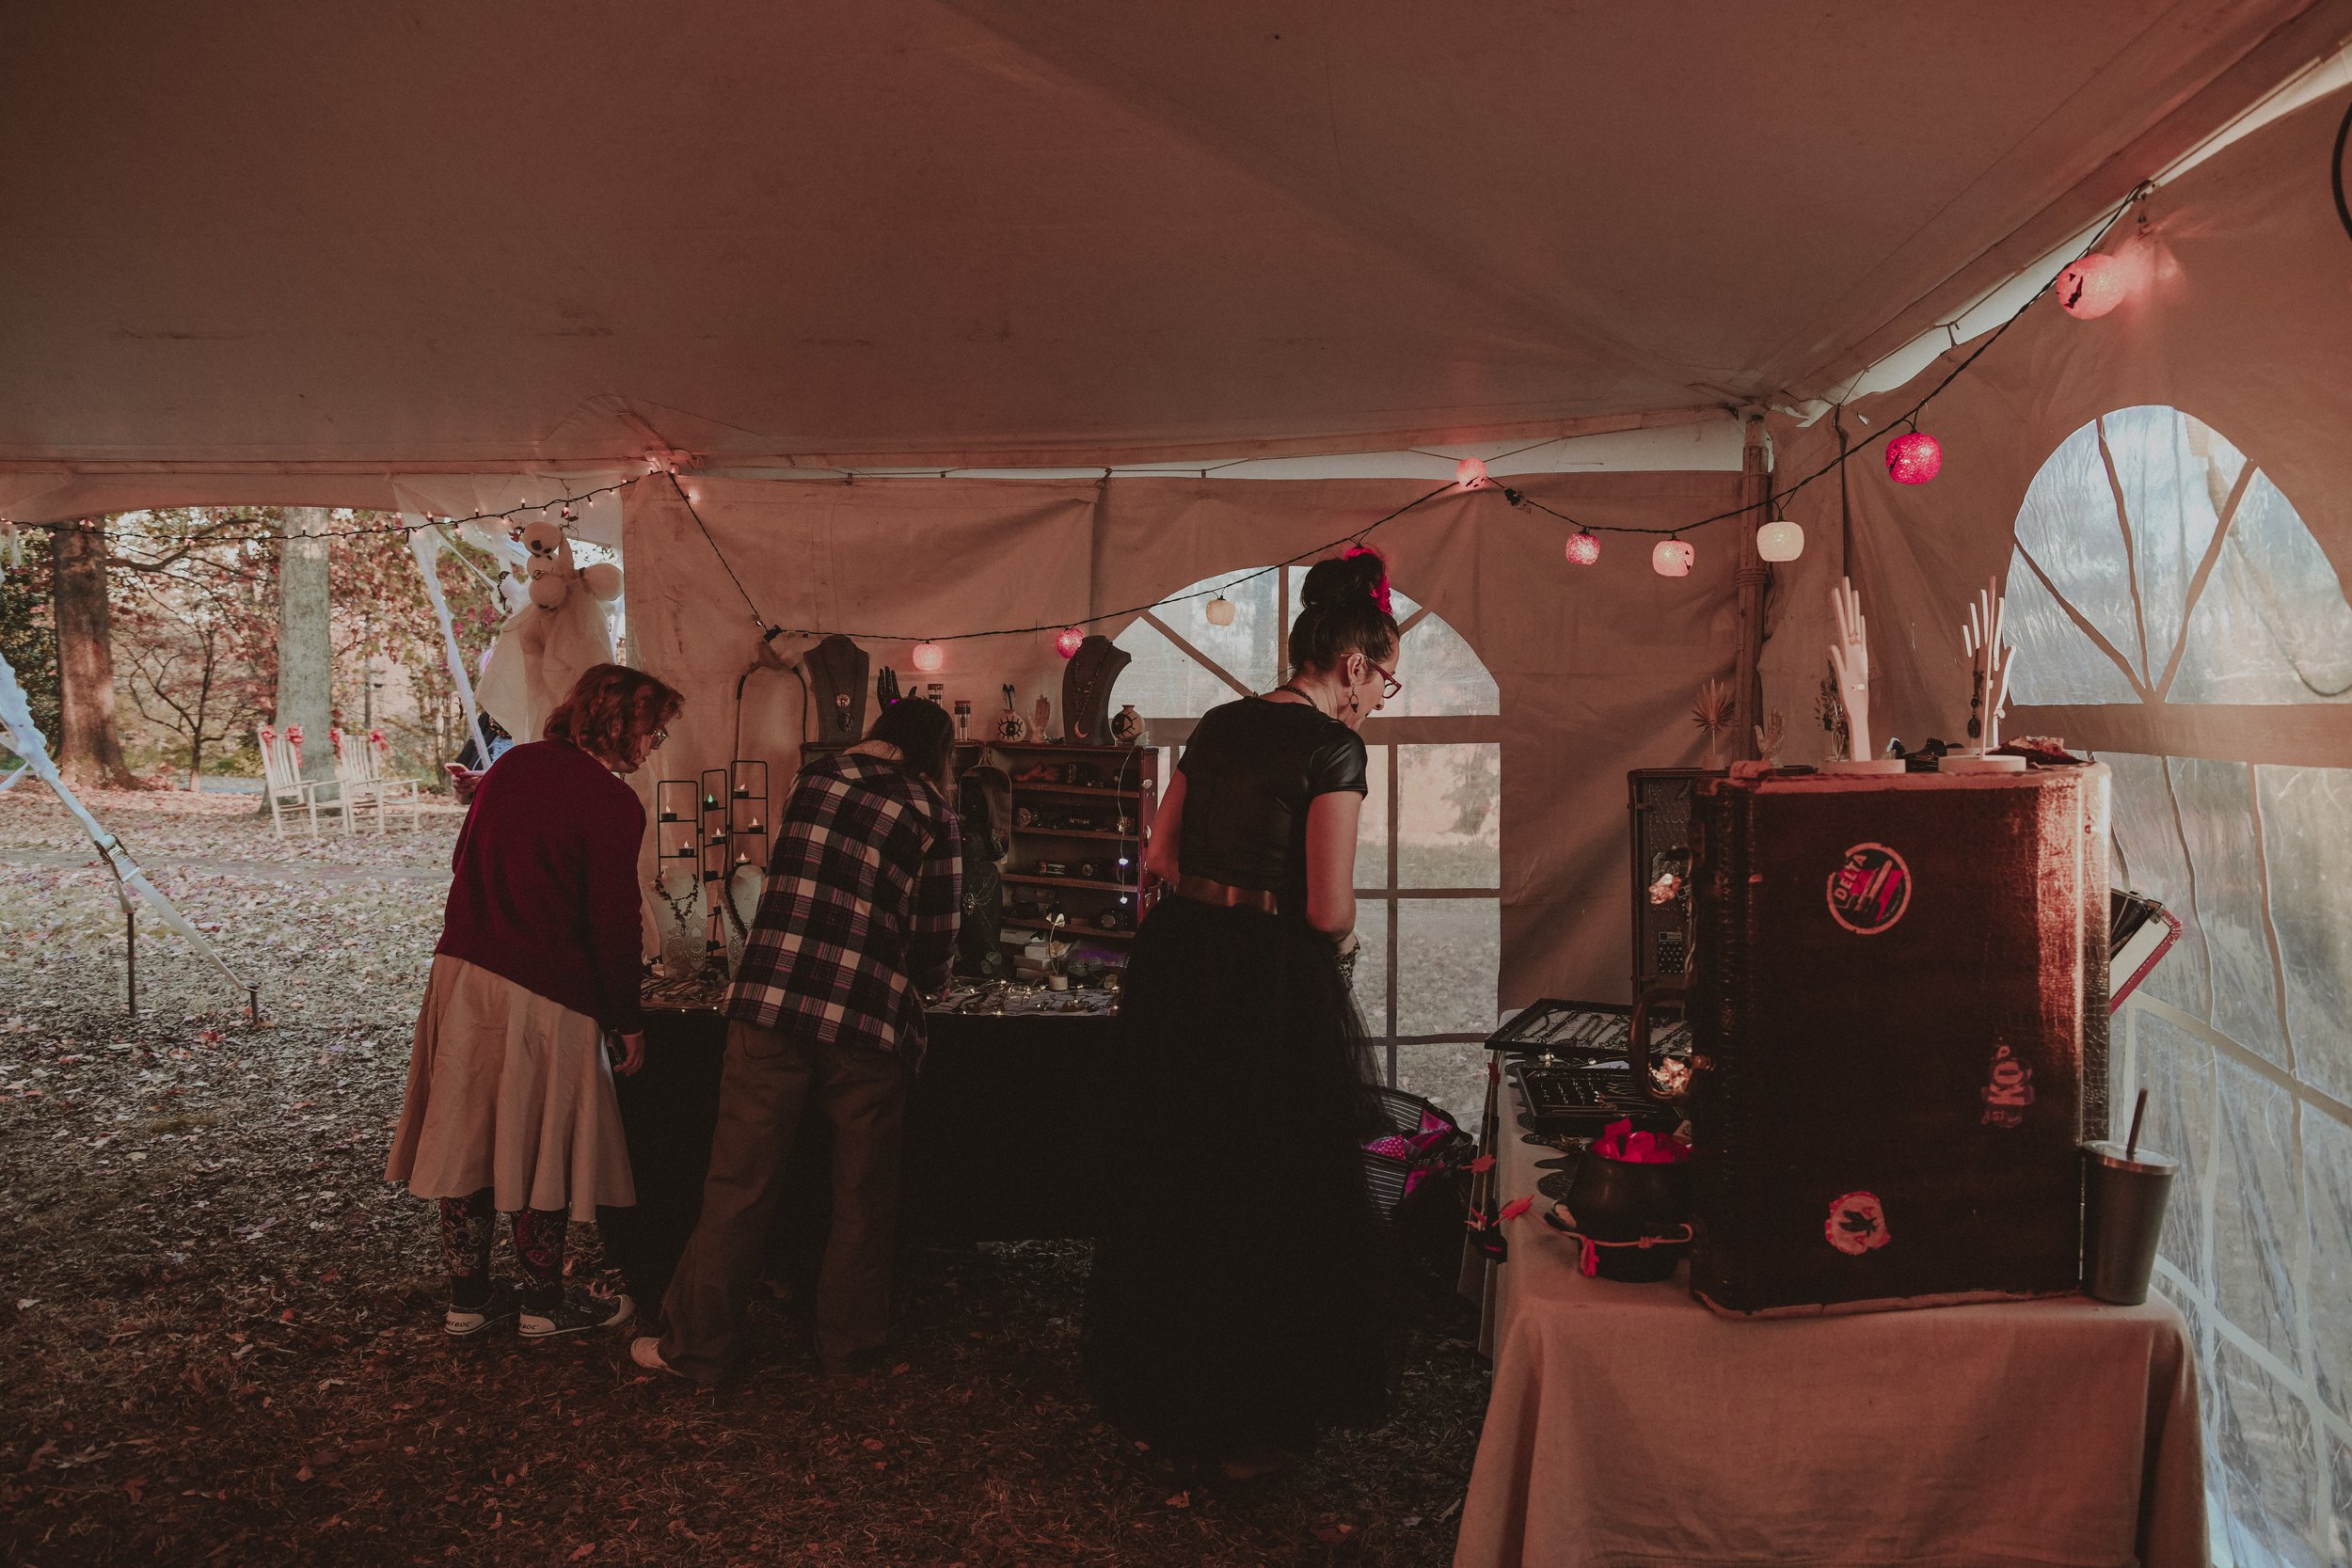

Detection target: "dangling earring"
[1347, 686, 1362, 716]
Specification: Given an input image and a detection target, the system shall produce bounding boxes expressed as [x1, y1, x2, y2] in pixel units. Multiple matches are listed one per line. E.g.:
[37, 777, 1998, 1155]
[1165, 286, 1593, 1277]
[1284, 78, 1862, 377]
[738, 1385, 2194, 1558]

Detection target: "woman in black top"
[1085, 547, 1400, 1481]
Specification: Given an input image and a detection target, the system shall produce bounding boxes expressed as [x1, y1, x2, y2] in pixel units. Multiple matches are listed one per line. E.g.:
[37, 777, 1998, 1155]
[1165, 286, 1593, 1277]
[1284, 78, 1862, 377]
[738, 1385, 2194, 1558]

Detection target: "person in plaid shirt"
[637, 698, 961, 1385]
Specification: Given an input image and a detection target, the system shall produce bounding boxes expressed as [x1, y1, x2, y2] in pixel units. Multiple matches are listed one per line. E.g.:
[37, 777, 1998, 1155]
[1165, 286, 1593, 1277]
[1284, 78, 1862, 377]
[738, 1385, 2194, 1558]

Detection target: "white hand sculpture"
[1829, 578, 1873, 763]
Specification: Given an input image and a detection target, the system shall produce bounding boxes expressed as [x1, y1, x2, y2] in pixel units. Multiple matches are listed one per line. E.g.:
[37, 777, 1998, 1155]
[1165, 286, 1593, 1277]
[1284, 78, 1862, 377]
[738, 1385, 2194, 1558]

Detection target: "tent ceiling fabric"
[3, 0, 2345, 482]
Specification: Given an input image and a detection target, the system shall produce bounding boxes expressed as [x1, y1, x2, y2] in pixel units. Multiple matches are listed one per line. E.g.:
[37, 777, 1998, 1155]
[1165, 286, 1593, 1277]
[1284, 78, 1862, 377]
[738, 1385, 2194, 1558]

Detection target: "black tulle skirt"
[1083, 895, 1392, 1459]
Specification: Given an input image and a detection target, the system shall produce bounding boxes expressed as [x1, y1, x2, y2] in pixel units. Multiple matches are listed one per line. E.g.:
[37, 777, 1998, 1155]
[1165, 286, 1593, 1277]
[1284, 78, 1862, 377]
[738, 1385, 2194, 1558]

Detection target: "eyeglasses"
[1368, 661, 1402, 701]
[649, 729, 670, 748]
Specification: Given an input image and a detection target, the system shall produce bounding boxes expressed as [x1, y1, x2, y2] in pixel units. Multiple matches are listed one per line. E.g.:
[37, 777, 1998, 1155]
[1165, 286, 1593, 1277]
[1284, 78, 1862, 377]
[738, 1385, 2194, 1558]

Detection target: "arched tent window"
[1117, 567, 1502, 1121]
[2004, 405, 2352, 1568]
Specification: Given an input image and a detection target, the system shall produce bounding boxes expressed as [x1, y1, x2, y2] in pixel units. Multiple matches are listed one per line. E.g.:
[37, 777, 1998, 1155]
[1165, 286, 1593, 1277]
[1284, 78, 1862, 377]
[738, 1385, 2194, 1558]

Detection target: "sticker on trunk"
[1826, 843, 1910, 934]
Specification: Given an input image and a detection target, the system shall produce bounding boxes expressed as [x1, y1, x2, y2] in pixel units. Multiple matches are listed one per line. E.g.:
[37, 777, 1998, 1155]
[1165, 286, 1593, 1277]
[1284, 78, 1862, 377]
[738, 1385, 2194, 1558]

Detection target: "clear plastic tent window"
[2006, 404, 2352, 1568]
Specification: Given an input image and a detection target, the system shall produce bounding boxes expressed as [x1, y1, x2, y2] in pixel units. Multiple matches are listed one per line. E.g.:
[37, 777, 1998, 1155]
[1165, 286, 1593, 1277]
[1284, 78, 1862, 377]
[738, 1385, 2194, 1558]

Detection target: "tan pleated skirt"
[384, 955, 635, 1221]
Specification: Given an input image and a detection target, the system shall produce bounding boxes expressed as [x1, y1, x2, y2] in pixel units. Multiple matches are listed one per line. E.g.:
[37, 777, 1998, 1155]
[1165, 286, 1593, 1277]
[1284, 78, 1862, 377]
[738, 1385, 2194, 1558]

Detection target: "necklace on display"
[650, 872, 698, 931]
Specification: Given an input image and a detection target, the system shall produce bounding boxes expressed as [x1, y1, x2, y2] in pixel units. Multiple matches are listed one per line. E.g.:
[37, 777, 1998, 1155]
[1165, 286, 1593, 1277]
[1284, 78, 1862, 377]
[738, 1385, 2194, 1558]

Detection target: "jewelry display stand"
[1059, 634, 1132, 745]
[1943, 578, 2028, 772]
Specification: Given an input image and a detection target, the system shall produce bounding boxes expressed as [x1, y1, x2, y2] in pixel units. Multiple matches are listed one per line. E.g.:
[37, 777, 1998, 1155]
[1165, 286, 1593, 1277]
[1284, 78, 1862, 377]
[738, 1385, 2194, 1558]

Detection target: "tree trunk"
[277, 508, 336, 787]
[51, 522, 138, 788]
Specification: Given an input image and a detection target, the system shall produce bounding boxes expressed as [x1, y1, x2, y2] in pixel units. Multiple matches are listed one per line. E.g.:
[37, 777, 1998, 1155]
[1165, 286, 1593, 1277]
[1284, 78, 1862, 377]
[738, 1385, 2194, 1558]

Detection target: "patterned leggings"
[438, 1189, 566, 1313]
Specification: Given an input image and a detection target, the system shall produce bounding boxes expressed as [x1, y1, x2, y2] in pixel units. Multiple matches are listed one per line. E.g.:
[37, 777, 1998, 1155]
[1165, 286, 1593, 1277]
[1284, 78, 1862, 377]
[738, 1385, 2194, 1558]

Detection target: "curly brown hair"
[543, 664, 685, 762]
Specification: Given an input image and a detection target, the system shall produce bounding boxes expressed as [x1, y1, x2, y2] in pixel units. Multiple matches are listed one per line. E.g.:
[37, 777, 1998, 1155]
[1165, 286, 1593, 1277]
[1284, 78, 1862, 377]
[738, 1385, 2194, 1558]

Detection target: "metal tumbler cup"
[2082, 1141, 2177, 1306]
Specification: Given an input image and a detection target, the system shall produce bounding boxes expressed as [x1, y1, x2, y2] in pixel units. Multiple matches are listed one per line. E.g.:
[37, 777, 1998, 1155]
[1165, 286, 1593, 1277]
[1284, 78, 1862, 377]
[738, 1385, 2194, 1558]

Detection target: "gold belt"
[1171, 873, 1281, 916]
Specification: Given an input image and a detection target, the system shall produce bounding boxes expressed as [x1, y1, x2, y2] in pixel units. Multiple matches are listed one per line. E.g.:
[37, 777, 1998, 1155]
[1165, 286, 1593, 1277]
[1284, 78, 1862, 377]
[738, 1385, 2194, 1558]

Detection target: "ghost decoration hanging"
[476, 520, 625, 743]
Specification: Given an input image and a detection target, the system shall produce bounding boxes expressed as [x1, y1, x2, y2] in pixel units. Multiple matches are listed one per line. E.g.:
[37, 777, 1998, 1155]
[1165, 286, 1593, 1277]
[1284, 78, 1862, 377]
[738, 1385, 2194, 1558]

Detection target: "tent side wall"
[619, 469, 1744, 1014]
[1765, 87, 2352, 1567]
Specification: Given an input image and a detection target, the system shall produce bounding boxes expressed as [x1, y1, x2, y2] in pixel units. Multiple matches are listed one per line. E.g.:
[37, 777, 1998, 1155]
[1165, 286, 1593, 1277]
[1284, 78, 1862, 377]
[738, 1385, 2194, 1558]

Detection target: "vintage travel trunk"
[1686, 767, 2111, 1315]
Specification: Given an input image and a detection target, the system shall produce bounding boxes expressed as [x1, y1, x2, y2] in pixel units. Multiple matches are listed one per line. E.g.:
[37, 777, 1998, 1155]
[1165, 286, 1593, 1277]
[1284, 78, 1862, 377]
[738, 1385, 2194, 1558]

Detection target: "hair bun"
[1299, 548, 1386, 610]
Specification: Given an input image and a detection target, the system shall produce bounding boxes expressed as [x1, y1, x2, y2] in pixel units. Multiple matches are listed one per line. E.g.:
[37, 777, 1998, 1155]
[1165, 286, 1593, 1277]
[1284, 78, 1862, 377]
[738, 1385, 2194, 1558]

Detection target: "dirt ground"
[0, 787, 1488, 1566]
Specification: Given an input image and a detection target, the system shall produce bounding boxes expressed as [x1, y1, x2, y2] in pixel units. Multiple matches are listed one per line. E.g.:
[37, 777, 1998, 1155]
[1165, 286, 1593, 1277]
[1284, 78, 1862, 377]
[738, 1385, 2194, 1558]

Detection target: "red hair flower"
[1342, 545, 1393, 618]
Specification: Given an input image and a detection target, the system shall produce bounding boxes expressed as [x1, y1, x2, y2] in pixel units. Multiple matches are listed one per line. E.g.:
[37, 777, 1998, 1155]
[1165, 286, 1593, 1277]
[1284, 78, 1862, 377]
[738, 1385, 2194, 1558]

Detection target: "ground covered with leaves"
[1, 788, 1488, 1566]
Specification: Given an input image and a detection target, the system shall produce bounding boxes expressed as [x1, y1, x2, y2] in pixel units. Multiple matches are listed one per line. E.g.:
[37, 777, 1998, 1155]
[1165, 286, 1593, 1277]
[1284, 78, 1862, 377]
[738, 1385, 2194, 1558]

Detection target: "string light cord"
[12, 478, 645, 547]
[668, 478, 1463, 645]
[666, 470, 777, 635]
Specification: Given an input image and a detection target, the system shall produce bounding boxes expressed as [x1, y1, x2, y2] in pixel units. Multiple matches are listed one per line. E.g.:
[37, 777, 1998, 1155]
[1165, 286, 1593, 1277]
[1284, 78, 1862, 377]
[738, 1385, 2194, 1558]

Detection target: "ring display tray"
[1486, 998, 1690, 1058]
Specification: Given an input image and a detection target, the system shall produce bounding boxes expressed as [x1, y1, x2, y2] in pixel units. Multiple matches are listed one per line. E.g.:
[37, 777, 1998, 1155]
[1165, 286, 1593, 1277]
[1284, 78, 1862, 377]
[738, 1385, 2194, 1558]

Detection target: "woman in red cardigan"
[386, 664, 683, 1339]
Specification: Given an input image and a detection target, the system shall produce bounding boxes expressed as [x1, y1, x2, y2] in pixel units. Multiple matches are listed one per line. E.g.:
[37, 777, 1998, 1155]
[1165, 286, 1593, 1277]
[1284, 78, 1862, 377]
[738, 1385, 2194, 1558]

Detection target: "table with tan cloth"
[1454, 1082, 2207, 1568]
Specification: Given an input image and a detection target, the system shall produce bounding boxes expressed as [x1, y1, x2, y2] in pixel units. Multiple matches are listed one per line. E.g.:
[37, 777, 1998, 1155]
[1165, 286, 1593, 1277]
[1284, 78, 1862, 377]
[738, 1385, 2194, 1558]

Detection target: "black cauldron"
[1552, 1148, 1693, 1283]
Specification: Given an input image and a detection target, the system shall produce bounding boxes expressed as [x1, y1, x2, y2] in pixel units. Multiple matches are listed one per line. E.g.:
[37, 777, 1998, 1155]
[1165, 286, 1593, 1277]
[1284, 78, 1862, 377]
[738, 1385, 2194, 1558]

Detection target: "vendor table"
[598, 1002, 1116, 1307]
[1453, 1082, 2207, 1568]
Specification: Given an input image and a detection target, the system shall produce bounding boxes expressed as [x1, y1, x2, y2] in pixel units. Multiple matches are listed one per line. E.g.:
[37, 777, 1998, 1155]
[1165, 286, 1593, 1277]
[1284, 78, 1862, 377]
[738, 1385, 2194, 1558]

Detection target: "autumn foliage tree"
[113, 513, 279, 786]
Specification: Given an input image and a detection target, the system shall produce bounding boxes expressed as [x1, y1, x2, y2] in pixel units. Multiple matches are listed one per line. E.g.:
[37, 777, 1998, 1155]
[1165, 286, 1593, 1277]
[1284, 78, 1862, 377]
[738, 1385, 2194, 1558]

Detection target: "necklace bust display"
[1061, 634, 1132, 745]
[803, 635, 870, 737]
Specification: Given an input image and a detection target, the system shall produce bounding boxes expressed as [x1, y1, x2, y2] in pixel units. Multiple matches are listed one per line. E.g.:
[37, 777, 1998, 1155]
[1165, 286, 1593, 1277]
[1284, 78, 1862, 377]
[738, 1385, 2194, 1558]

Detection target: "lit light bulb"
[1756, 518, 1805, 562]
[1204, 595, 1235, 626]
[1454, 456, 1489, 489]
[911, 641, 944, 673]
[2054, 253, 2126, 320]
[1055, 626, 1085, 658]
[1652, 538, 1695, 578]
[1564, 531, 1601, 566]
[1884, 431, 1943, 484]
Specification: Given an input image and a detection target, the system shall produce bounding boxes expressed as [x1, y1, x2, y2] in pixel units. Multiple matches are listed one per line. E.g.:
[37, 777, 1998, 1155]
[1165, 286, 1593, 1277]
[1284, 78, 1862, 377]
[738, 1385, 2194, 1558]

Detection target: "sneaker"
[629, 1336, 691, 1381]
[518, 1287, 634, 1339]
[445, 1280, 519, 1338]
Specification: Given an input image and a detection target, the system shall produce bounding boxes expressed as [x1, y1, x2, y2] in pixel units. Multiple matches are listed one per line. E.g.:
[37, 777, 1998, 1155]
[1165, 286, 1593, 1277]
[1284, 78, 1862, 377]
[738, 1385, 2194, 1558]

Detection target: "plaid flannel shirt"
[725, 751, 962, 1068]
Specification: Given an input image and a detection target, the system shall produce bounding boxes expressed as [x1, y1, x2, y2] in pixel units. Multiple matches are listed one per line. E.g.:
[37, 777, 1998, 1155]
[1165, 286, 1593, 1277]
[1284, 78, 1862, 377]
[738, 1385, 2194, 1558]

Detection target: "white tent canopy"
[5, 0, 2351, 513]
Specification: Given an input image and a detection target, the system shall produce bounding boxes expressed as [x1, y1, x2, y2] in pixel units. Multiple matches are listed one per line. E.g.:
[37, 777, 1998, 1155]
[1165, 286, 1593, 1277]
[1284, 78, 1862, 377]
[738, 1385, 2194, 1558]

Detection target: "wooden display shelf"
[1004, 917, 1136, 942]
[1012, 782, 1140, 799]
[1002, 873, 1131, 893]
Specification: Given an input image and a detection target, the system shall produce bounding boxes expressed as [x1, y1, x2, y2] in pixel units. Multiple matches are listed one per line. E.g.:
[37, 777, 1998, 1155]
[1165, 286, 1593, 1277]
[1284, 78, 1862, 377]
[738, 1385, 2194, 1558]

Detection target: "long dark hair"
[1290, 547, 1401, 675]
[866, 697, 958, 788]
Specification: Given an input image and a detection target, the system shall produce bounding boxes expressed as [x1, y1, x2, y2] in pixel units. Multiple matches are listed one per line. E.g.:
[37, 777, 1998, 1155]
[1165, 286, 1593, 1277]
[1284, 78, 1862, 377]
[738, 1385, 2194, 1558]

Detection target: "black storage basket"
[1360, 1086, 1477, 1287]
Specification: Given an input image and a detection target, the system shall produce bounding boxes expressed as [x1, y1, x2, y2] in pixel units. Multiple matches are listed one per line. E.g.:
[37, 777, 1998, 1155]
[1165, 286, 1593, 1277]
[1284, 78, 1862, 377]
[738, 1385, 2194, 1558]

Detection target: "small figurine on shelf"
[1110, 703, 1148, 746]
[1043, 912, 1072, 991]
[1692, 677, 1733, 769]
[995, 683, 1028, 742]
[1032, 693, 1053, 742]
[1754, 707, 1786, 769]
[1815, 671, 1848, 763]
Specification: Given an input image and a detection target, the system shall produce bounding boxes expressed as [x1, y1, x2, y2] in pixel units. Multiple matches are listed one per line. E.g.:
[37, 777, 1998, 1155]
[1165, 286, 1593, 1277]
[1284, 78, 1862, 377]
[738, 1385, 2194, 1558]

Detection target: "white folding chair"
[333, 729, 423, 832]
[256, 725, 337, 837]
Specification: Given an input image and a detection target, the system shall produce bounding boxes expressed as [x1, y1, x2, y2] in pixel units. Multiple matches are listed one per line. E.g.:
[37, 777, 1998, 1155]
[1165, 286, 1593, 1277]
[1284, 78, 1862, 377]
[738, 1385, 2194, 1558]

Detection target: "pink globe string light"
[1884, 429, 1944, 485]
[1055, 626, 1085, 658]
[1454, 456, 1489, 489]
[2054, 253, 2126, 320]
[911, 641, 945, 673]
[1652, 537, 1695, 578]
[1564, 530, 1601, 566]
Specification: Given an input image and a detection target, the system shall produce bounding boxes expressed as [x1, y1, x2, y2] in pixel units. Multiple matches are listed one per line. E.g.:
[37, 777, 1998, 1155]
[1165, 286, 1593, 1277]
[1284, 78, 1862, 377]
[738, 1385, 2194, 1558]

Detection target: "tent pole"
[1732, 416, 1770, 758]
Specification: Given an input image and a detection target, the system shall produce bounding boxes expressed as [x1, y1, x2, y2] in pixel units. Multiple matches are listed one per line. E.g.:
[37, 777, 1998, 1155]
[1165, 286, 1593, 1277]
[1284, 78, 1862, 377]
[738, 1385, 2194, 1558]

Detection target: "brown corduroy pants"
[658, 1019, 911, 1385]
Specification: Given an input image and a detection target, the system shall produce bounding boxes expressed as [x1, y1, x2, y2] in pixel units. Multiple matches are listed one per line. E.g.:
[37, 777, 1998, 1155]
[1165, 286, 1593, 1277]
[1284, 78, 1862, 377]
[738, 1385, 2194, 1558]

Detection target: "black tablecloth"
[598, 1006, 1118, 1306]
